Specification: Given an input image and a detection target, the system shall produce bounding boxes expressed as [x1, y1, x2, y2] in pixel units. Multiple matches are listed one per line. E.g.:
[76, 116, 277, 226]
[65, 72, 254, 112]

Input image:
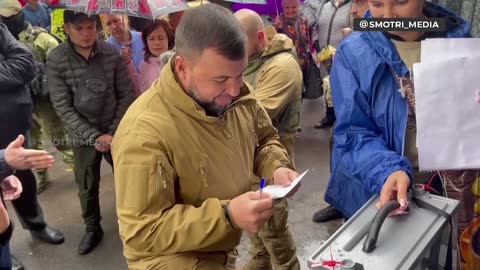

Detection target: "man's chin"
[77, 43, 95, 50]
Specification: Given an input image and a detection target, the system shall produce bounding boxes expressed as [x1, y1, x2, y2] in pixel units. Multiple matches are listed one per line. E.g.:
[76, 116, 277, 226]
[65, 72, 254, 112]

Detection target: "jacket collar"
[65, 38, 105, 61]
[155, 58, 257, 124]
[363, 2, 470, 77]
[245, 33, 294, 77]
[328, 0, 351, 8]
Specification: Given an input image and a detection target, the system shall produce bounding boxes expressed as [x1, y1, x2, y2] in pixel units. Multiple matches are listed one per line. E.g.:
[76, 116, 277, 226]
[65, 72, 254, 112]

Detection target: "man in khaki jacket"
[235, 9, 303, 270]
[112, 4, 300, 270]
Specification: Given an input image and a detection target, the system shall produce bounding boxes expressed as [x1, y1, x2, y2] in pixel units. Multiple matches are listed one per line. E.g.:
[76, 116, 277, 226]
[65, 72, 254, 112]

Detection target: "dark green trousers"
[72, 146, 113, 232]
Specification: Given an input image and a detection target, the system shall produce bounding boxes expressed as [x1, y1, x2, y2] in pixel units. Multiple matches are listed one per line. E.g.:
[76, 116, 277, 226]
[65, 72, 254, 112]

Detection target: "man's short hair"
[175, 4, 246, 61]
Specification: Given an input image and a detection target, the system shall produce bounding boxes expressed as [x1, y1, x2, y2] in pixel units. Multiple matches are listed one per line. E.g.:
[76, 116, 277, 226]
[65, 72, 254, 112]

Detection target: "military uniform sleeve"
[112, 133, 239, 256]
[46, 54, 102, 142]
[254, 56, 303, 121]
[253, 104, 294, 184]
[107, 55, 135, 135]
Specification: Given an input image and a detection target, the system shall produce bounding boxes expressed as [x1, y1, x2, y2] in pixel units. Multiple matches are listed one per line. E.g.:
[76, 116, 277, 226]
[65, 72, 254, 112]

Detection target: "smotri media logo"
[353, 18, 446, 32]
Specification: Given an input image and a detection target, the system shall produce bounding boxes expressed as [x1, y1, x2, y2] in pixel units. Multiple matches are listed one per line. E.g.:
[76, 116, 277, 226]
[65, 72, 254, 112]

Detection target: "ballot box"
[307, 186, 461, 270]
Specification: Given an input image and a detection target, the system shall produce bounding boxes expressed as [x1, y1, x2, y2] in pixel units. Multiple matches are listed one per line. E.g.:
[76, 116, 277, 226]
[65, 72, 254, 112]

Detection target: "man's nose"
[383, 7, 398, 18]
[225, 79, 241, 97]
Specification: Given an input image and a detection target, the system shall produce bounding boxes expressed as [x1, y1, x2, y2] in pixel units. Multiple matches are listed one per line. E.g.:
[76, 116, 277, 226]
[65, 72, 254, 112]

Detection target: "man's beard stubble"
[188, 88, 227, 117]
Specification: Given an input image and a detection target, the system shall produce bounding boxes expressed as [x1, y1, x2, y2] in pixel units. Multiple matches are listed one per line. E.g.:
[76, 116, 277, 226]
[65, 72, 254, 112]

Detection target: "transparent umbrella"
[49, 0, 190, 19]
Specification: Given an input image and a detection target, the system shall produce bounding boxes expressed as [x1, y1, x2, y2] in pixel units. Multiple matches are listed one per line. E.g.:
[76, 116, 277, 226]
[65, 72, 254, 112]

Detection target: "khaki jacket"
[243, 34, 303, 134]
[112, 60, 292, 268]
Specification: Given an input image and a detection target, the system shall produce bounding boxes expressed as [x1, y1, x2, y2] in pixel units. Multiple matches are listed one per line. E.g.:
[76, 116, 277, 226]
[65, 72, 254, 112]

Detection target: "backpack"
[23, 26, 63, 98]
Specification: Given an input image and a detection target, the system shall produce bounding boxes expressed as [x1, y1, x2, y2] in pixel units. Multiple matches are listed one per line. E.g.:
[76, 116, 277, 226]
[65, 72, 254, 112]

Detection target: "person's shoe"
[240, 254, 272, 270]
[11, 255, 24, 270]
[312, 205, 344, 223]
[314, 116, 335, 128]
[315, 107, 336, 129]
[30, 225, 65, 244]
[78, 228, 104, 255]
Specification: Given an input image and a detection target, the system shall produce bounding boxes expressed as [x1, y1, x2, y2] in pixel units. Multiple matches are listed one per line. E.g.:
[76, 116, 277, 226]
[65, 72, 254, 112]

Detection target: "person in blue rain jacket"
[326, 0, 471, 218]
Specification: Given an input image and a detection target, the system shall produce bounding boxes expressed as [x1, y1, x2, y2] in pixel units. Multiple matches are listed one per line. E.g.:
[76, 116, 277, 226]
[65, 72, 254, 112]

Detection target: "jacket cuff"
[373, 163, 413, 193]
[262, 160, 294, 185]
[89, 131, 102, 143]
[0, 222, 13, 246]
[0, 150, 14, 180]
[221, 200, 239, 230]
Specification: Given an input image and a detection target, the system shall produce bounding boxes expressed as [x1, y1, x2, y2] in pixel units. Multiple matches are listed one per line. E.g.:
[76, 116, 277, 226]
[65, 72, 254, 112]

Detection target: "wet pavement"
[7, 98, 343, 270]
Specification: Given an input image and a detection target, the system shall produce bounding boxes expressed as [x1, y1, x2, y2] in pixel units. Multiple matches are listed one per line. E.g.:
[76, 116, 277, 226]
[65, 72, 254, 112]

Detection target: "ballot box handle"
[362, 201, 400, 253]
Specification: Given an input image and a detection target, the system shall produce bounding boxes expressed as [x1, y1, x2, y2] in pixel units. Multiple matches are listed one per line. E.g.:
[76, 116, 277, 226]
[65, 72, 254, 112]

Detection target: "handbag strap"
[390, 67, 417, 115]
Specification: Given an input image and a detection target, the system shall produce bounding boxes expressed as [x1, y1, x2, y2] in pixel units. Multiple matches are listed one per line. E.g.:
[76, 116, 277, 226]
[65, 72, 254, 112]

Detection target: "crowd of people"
[0, 0, 474, 269]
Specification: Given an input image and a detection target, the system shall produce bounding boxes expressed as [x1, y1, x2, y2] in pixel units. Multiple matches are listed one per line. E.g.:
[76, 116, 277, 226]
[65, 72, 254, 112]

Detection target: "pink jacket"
[127, 56, 165, 96]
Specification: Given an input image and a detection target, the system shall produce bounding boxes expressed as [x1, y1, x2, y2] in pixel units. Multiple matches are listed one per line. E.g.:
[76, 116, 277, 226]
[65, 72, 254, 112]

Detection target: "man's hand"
[274, 16, 283, 29]
[5, 135, 54, 170]
[229, 191, 274, 233]
[272, 167, 301, 198]
[95, 134, 113, 152]
[2, 175, 23, 201]
[377, 170, 410, 215]
[342, 27, 353, 37]
[121, 46, 133, 64]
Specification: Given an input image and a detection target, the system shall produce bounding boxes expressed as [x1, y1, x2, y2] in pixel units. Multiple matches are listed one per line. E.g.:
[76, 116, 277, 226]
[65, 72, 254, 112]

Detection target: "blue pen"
[259, 177, 266, 199]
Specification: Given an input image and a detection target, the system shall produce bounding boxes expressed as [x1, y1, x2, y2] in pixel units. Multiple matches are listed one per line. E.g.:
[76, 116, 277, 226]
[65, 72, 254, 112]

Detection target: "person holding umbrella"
[102, 14, 144, 72]
[46, 10, 135, 255]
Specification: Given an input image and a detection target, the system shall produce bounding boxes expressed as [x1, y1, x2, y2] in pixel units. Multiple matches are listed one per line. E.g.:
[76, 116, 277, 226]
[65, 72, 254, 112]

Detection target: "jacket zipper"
[157, 161, 167, 189]
[326, 2, 339, 46]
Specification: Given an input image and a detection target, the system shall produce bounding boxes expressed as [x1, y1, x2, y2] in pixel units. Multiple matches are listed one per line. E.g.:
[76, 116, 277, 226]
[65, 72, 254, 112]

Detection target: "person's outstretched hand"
[377, 170, 410, 216]
[5, 135, 54, 170]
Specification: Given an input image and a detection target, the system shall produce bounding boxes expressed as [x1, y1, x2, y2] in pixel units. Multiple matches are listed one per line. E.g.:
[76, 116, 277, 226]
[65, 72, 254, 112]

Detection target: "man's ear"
[257, 30, 266, 43]
[63, 23, 70, 35]
[175, 55, 187, 81]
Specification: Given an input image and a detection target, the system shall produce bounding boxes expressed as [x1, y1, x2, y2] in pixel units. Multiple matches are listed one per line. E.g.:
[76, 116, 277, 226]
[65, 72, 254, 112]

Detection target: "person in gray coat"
[311, 0, 352, 129]
[46, 11, 135, 255]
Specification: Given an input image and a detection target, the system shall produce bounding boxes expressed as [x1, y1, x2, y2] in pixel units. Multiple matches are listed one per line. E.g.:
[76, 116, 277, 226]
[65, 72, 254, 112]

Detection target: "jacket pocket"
[74, 77, 108, 118]
[155, 158, 176, 207]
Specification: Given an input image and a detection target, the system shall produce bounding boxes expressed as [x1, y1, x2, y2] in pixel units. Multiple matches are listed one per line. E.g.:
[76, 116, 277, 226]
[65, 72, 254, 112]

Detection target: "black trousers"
[0, 103, 46, 231]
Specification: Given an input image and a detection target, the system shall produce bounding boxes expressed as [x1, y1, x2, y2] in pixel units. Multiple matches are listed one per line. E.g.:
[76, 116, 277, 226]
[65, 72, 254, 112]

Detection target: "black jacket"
[47, 39, 135, 146]
[0, 23, 36, 147]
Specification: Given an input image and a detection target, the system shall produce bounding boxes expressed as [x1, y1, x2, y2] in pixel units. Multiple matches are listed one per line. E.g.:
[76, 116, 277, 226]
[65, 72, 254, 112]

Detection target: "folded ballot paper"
[262, 170, 308, 199]
[413, 38, 480, 170]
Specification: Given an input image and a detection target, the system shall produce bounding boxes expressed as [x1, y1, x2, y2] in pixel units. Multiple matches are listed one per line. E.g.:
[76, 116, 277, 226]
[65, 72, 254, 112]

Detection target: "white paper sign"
[413, 56, 480, 170]
[262, 170, 308, 199]
[421, 38, 480, 63]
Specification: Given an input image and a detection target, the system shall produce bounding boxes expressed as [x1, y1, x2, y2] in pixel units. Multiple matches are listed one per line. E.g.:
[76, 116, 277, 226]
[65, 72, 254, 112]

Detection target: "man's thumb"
[8, 135, 24, 149]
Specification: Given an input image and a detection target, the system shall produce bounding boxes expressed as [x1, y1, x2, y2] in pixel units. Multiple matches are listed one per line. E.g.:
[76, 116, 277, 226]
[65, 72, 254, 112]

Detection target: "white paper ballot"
[262, 170, 308, 199]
